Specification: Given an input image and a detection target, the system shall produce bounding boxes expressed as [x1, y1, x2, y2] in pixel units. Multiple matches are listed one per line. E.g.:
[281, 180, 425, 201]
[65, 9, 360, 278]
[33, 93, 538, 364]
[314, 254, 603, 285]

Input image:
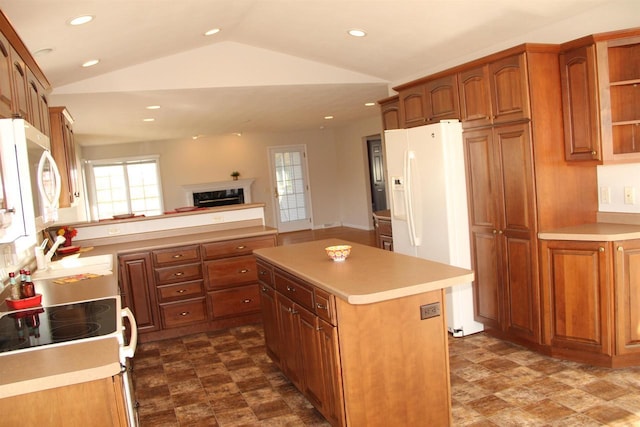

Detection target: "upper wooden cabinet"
[0, 32, 13, 118]
[560, 29, 640, 163]
[378, 95, 399, 130]
[49, 107, 79, 207]
[459, 53, 530, 129]
[395, 73, 460, 128]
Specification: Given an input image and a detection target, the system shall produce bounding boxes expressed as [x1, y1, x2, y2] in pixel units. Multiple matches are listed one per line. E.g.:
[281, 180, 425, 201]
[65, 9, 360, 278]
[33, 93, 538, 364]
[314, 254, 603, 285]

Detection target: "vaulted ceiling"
[0, 0, 638, 146]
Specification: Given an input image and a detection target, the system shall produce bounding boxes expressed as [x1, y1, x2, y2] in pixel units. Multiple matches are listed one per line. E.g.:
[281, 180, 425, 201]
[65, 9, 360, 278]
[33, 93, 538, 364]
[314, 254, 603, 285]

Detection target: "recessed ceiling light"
[69, 15, 94, 26]
[348, 29, 366, 37]
[33, 48, 53, 57]
[204, 28, 221, 36]
[143, 118, 155, 122]
[82, 59, 99, 67]
[324, 116, 334, 120]
[364, 102, 376, 107]
[146, 105, 161, 110]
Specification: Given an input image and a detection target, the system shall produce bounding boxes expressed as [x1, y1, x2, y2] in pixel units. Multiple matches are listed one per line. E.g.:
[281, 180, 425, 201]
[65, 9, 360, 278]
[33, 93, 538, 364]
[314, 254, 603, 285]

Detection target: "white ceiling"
[0, 0, 638, 146]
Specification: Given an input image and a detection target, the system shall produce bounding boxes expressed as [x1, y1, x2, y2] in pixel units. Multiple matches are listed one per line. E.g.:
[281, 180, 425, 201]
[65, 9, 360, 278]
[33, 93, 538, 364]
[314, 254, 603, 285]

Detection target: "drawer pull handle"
[261, 286, 268, 292]
[177, 289, 187, 293]
[174, 272, 184, 276]
[239, 269, 249, 274]
[236, 245, 247, 250]
[316, 303, 326, 310]
[259, 270, 267, 276]
[243, 298, 252, 303]
[179, 311, 190, 316]
[172, 254, 183, 259]
[286, 286, 295, 292]
[289, 308, 298, 314]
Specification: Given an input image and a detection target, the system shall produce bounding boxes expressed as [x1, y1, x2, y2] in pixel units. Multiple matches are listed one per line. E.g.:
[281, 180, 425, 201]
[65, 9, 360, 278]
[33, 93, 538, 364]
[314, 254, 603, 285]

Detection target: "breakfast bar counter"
[254, 239, 474, 427]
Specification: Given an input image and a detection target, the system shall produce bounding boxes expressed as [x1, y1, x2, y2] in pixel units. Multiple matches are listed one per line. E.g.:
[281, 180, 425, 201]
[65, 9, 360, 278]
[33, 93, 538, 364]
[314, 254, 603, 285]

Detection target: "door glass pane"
[275, 151, 306, 223]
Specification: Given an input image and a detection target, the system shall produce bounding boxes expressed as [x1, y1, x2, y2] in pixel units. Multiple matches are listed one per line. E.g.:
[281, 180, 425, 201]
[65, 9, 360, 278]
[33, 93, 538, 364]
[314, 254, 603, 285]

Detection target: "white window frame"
[85, 155, 164, 220]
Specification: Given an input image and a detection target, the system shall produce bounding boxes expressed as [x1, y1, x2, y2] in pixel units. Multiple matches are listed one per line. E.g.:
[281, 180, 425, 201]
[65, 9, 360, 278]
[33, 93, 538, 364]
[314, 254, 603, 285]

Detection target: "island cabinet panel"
[0, 375, 128, 426]
[118, 252, 160, 333]
[540, 238, 640, 367]
[336, 290, 450, 426]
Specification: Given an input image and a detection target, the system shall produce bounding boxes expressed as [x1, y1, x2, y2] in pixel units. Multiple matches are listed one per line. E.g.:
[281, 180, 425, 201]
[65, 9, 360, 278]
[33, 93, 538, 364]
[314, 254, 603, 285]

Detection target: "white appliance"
[384, 120, 483, 337]
[120, 306, 139, 427]
[0, 118, 61, 248]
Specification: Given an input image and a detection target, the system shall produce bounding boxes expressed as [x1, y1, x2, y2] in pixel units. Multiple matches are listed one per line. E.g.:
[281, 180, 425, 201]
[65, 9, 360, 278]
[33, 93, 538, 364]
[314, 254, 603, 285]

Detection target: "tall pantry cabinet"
[459, 45, 597, 346]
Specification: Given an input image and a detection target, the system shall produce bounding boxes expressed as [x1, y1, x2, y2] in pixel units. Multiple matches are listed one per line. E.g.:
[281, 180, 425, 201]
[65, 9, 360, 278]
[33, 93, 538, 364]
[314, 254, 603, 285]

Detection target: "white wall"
[597, 164, 640, 213]
[80, 116, 382, 230]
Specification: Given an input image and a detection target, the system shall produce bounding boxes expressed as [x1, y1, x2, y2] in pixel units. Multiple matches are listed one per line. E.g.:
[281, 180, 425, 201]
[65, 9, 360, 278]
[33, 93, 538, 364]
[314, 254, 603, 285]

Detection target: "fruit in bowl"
[325, 245, 351, 262]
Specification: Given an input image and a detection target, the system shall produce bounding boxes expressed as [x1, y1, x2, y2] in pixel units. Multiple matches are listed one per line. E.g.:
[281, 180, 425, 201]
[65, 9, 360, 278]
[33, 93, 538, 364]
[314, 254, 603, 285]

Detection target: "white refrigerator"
[384, 120, 483, 337]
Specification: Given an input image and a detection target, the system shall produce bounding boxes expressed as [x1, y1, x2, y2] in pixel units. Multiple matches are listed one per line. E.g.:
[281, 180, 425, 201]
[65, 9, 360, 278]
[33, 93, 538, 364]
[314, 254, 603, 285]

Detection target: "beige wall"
[80, 116, 383, 230]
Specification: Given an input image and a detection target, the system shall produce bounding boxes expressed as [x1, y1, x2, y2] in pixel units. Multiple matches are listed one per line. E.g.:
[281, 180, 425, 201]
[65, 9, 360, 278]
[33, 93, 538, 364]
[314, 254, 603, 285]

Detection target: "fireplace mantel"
[183, 179, 254, 206]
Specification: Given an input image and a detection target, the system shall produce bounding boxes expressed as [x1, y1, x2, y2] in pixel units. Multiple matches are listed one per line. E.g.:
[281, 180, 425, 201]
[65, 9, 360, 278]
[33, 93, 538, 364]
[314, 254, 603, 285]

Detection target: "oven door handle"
[121, 307, 138, 360]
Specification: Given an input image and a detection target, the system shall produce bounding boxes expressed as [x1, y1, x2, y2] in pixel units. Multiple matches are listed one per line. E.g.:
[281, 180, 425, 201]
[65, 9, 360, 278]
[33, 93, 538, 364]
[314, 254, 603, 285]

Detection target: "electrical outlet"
[212, 215, 224, 224]
[107, 227, 120, 235]
[420, 302, 441, 320]
[624, 187, 636, 205]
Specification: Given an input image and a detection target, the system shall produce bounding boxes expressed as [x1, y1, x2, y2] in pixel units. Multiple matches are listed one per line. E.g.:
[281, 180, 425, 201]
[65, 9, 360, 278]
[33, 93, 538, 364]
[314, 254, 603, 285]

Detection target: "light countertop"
[254, 238, 474, 305]
[538, 222, 640, 241]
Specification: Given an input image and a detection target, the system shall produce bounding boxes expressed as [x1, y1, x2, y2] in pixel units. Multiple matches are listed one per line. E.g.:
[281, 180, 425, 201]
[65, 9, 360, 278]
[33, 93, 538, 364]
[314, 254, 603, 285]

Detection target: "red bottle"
[20, 270, 35, 298]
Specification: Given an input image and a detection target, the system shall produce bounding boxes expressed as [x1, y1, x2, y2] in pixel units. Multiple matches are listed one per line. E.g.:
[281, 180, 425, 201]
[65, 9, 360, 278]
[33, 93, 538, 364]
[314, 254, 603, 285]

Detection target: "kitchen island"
[254, 239, 474, 427]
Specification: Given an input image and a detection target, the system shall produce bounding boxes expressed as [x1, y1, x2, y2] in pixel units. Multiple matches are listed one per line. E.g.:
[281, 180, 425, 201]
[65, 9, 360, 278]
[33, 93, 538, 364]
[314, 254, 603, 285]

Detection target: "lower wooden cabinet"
[0, 376, 128, 426]
[118, 233, 276, 341]
[540, 238, 640, 367]
[373, 210, 393, 251]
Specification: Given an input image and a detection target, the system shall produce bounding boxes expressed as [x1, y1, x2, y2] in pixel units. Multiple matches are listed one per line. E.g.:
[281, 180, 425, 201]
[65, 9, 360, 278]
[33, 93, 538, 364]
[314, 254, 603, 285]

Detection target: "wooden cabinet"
[9, 46, 28, 122]
[458, 53, 530, 129]
[152, 245, 206, 329]
[0, 33, 13, 118]
[119, 252, 160, 333]
[397, 73, 460, 128]
[27, 68, 50, 135]
[119, 234, 276, 341]
[49, 107, 79, 207]
[464, 123, 539, 344]
[373, 210, 392, 251]
[560, 30, 640, 162]
[378, 95, 399, 130]
[269, 267, 344, 426]
[257, 260, 280, 363]
[540, 239, 640, 367]
[0, 375, 128, 426]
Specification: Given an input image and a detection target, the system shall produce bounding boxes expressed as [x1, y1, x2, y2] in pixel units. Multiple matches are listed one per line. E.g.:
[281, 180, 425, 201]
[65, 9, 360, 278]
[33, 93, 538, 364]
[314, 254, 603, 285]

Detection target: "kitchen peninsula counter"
[538, 222, 640, 241]
[254, 239, 474, 426]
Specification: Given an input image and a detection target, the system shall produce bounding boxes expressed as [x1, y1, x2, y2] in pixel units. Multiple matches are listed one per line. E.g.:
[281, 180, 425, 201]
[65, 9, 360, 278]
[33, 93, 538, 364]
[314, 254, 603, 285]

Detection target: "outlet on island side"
[420, 302, 441, 320]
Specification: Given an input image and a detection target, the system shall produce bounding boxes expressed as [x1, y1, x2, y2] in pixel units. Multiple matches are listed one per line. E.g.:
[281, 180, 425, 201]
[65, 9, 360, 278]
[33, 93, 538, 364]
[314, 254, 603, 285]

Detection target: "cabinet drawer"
[202, 236, 276, 260]
[152, 245, 201, 266]
[377, 219, 392, 236]
[314, 287, 336, 325]
[160, 298, 207, 328]
[209, 284, 261, 318]
[154, 263, 203, 285]
[157, 280, 204, 303]
[256, 259, 274, 287]
[275, 270, 314, 311]
[205, 255, 257, 289]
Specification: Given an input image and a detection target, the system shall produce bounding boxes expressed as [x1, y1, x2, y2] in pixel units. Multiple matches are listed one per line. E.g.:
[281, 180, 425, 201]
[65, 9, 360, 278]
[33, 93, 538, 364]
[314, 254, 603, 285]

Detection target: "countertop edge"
[538, 222, 640, 241]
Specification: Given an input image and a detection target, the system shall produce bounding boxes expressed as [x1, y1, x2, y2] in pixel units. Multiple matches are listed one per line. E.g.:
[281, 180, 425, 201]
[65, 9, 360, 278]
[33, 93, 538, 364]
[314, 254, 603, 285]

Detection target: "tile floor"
[132, 324, 640, 426]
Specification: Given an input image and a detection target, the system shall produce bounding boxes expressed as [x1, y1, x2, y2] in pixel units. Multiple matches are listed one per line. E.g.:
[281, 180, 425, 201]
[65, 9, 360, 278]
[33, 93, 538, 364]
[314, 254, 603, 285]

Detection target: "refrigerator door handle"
[404, 150, 420, 247]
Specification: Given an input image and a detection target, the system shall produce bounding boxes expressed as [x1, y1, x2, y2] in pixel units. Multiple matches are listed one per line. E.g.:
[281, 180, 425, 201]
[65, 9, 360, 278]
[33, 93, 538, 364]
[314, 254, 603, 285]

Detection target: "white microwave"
[0, 119, 61, 249]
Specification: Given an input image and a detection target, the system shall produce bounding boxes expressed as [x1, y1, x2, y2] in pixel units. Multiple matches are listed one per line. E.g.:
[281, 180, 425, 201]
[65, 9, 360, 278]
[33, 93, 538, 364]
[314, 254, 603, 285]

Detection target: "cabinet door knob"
[617, 246, 624, 252]
[316, 303, 326, 310]
[492, 230, 497, 234]
[261, 286, 268, 292]
[591, 151, 597, 156]
[286, 286, 295, 292]
[599, 247, 605, 252]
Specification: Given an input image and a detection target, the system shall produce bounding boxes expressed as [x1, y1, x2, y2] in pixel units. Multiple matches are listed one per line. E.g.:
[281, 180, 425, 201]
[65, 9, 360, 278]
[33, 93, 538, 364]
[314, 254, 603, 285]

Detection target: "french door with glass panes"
[269, 145, 312, 232]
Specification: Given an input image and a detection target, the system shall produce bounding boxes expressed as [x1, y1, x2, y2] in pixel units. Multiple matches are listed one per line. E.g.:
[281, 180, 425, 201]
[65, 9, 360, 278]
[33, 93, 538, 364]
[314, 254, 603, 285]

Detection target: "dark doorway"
[367, 135, 387, 212]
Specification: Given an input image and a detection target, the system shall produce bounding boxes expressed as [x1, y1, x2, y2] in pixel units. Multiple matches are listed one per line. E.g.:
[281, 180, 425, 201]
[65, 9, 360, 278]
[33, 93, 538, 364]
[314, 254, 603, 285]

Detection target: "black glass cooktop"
[0, 298, 117, 354]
